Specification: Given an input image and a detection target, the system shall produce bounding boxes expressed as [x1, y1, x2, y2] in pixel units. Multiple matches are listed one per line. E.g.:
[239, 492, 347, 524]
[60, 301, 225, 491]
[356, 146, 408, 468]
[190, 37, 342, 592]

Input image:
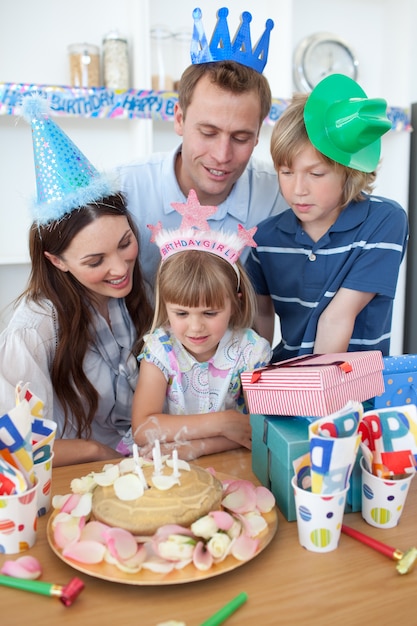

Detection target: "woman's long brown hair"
[23, 193, 153, 437]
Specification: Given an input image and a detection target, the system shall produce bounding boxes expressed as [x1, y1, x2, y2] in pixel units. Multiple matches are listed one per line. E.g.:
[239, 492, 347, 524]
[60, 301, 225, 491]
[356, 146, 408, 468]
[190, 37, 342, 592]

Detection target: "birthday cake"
[51, 448, 276, 575]
[91, 461, 224, 536]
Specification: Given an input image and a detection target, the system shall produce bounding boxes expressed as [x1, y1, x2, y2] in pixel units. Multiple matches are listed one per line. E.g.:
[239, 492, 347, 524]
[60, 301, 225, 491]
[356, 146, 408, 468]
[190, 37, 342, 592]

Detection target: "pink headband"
[148, 189, 257, 266]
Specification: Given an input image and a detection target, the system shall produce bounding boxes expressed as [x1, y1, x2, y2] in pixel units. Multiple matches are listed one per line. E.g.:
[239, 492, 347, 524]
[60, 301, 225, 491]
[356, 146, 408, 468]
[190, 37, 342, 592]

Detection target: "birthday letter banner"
[0, 83, 411, 131]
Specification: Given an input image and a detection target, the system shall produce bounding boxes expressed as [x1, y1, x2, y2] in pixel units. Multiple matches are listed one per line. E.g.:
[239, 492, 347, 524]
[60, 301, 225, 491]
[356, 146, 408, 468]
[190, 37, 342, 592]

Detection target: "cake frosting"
[51, 448, 276, 575]
[92, 462, 223, 535]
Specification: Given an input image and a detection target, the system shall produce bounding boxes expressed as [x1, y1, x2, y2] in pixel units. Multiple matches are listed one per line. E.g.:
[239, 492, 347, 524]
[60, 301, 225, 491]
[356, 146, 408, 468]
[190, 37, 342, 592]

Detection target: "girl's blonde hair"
[270, 93, 377, 208]
[151, 250, 257, 332]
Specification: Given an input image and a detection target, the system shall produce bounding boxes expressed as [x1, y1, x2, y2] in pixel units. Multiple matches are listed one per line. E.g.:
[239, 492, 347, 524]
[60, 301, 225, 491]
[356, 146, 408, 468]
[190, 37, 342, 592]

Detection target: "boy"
[246, 73, 408, 361]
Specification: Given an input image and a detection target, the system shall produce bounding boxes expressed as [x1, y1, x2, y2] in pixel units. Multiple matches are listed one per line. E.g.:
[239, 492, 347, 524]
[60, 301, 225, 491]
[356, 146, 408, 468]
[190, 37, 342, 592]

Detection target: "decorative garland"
[0, 83, 411, 131]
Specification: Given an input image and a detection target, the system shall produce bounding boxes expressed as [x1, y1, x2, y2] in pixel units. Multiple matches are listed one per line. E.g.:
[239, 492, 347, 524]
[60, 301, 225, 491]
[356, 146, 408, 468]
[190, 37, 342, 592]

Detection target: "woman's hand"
[53, 438, 124, 467]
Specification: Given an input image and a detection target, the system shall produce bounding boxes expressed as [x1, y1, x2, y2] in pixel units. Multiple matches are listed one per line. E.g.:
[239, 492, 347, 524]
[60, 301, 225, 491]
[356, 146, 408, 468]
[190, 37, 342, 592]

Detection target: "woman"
[0, 96, 153, 465]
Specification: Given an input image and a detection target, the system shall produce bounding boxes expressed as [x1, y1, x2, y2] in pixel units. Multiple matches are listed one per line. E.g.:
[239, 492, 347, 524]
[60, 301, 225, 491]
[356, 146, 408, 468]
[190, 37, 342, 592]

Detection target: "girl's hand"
[139, 437, 244, 461]
[221, 410, 252, 449]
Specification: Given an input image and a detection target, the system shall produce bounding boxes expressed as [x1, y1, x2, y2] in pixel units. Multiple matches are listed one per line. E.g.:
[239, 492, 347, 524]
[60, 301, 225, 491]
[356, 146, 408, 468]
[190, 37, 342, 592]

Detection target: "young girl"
[131, 191, 272, 460]
[0, 96, 153, 466]
[246, 73, 409, 361]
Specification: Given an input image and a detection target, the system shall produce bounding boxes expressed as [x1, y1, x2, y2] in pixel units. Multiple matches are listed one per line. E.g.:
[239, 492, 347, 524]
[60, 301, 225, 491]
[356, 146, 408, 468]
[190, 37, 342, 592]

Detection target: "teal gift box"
[250, 414, 362, 521]
[373, 354, 417, 409]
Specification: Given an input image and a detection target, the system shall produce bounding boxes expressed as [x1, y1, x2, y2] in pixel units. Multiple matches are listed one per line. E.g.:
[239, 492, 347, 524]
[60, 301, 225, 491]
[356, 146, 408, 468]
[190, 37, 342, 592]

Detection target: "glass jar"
[173, 27, 192, 91]
[103, 30, 130, 91]
[150, 25, 174, 91]
[68, 43, 100, 87]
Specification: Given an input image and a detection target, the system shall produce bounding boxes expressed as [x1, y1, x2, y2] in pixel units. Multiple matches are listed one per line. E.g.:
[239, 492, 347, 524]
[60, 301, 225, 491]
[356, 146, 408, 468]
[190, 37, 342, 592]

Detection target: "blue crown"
[191, 7, 274, 74]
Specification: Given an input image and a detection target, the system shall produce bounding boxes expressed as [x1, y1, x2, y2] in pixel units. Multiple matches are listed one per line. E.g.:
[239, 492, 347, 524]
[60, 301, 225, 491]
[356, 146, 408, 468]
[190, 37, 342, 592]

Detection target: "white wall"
[0, 0, 151, 328]
[1, 0, 415, 353]
[0, 0, 151, 264]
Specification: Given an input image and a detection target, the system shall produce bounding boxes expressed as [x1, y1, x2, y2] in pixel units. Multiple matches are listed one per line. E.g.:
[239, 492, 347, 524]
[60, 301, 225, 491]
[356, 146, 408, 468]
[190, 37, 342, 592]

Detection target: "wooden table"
[2, 449, 417, 626]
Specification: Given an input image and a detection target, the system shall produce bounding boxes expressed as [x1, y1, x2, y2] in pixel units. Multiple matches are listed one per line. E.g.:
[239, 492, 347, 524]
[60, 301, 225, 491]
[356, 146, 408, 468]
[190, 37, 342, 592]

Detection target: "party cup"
[360, 457, 414, 528]
[308, 403, 362, 494]
[32, 417, 57, 464]
[291, 476, 348, 553]
[0, 480, 38, 554]
[34, 452, 54, 516]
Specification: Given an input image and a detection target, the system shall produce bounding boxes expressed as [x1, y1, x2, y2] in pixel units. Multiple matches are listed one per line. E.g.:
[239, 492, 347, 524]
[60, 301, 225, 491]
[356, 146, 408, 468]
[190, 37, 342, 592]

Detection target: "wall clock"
[293, 32, 359, 92]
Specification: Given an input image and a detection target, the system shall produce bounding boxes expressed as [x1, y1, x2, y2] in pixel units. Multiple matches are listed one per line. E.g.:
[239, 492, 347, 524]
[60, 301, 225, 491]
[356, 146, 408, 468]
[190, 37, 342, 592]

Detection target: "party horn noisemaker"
[200, 592, 248, 626]
[341, 524, 417, 574]
[0, 574, 85, 605]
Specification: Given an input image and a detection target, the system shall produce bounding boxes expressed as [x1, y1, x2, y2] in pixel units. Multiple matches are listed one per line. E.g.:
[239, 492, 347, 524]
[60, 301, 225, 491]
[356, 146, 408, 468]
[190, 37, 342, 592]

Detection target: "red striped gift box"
[241, 351, 385, 417]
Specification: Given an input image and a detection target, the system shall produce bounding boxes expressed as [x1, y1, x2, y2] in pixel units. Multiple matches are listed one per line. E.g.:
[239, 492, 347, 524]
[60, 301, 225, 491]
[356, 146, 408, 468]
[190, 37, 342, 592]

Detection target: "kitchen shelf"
[0, 83, 411, 131]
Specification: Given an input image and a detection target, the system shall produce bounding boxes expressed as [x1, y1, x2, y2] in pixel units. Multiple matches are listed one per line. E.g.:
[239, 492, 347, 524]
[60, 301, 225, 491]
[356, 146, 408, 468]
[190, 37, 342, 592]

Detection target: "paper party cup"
[0, 479, 38, 554]
[308, 402, 362, 494]
[360, 457, 414, 528]
[291, 476, 348, 553]
[32, 417, 57, 464]
[34, 452, 54, 517]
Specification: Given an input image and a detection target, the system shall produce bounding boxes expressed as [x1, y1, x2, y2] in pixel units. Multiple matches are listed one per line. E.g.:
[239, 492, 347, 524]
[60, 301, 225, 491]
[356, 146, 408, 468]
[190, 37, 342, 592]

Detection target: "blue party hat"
[22, 94, 117, 225]
[190, 7, 274, 74]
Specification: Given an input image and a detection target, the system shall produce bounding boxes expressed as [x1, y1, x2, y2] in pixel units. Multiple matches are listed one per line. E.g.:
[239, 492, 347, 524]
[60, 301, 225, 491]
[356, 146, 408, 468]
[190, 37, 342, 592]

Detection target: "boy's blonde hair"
[151, 250, 257, 332]
[270, 93, 377, 208]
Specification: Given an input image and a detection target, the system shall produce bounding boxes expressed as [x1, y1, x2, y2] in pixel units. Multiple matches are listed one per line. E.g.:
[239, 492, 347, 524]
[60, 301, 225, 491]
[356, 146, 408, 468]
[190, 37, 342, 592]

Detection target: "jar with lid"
[68, 43, 100, 87]
[102, 30, 130, 91]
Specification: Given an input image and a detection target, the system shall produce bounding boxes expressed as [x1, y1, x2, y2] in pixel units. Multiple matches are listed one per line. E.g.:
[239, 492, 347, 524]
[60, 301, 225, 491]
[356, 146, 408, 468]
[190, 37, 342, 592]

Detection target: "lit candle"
[152, 439, 162, 475]
[132, 443, 148, 489]
[172, 448, 180, 478]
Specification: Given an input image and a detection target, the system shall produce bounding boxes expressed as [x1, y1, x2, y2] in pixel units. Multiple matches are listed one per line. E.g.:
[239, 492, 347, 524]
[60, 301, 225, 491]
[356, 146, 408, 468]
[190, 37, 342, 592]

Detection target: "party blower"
[0, 574, 84, 606]
[341, 525, 417, 575]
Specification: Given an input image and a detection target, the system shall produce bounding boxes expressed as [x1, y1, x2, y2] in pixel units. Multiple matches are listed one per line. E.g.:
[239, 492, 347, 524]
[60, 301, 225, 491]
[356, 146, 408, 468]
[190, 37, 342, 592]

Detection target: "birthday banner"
[0, 82, 411, 131]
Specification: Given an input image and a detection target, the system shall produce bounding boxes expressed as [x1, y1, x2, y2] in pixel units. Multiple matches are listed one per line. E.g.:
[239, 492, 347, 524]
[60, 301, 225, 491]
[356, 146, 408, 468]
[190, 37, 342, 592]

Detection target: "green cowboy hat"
[303, 74, 392, 173]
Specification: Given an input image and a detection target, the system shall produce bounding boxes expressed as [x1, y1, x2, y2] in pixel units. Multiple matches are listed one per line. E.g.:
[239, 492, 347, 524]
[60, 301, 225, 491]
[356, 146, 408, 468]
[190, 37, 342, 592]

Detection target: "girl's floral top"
[139, 327, 271, 415]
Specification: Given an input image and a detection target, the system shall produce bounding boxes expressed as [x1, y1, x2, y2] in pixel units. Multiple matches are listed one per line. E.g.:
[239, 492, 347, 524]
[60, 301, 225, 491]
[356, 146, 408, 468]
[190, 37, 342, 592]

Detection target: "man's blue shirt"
[119, 146, 287, 288]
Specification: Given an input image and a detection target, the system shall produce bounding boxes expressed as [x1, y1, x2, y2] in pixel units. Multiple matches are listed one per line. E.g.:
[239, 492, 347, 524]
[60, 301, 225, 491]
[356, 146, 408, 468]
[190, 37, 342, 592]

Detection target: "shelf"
[0, 83, 411, 131]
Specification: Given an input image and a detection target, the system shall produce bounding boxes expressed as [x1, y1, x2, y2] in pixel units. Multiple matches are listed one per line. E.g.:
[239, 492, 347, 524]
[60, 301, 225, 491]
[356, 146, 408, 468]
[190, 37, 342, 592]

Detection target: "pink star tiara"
[148, 190, 257, 266]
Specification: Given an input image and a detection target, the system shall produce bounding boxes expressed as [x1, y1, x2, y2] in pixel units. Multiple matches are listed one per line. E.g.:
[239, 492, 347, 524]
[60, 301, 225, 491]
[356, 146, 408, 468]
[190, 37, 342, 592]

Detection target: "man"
[118, 8, 287, 288]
